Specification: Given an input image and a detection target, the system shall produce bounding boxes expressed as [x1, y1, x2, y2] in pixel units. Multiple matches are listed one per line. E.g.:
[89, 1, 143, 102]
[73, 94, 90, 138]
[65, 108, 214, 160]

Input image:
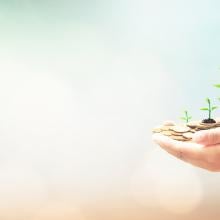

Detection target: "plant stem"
[185, 111, 189, 123]
[208, 99, 211, 119]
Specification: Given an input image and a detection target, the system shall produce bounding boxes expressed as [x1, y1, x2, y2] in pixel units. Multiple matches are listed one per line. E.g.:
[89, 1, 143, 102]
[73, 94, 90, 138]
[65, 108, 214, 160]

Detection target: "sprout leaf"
[212, 106, 218, 110]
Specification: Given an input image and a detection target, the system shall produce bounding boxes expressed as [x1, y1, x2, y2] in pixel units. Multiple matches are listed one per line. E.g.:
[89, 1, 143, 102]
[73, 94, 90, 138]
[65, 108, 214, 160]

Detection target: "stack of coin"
[152, 120, 220, 142]
[187, 121, 220, 130]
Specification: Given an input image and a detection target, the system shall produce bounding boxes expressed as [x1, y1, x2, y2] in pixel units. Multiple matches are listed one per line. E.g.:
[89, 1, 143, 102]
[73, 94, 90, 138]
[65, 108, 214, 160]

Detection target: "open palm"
[153, 127, 220, 172]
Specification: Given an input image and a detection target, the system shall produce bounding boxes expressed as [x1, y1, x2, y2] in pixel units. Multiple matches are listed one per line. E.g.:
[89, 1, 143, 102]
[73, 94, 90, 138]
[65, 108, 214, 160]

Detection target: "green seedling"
[200, 98, 218, 120]
[180, 110, 192, 123]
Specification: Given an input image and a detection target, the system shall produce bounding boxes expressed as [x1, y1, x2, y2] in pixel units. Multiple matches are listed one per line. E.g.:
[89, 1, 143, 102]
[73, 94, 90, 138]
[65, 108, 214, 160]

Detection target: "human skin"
[152, 127, 220, 172]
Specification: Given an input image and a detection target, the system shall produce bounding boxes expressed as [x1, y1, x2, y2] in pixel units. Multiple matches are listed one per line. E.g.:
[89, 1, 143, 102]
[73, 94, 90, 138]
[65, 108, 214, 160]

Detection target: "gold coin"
[170, 125, 190, 133]
[182, 132, 194, 139]
[152, 128, 161, 133]
[200, 122, 215, 126]
[161, 131, 173, 136]
[170, 131, 183, 136]
[160, 125, 173, 131]
[195, 126, 209, 130]
[152, 126, 163, 133]
[163, 121, 175, 126]
[214, 122, 220, 127]
[187, 121, 200, 128]
[199, 123, 216, 129]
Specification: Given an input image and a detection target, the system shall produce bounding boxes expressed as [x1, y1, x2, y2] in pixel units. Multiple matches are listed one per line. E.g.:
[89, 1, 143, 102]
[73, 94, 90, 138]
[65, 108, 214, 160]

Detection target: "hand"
[152, 127, 220, 172]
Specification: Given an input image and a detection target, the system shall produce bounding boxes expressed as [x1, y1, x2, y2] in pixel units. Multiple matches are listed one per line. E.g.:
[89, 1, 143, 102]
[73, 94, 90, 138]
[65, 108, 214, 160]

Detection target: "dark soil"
[202, 118, 216, 124]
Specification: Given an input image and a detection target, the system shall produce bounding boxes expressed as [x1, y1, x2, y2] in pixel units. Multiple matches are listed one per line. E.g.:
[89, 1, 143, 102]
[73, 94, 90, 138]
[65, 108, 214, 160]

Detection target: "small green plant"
[200, 98, 218, 120]
[180, 110, 192, 123]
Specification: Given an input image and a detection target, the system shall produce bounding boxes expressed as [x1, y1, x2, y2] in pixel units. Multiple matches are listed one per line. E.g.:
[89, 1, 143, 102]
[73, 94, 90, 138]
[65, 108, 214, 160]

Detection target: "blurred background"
[0, 0, 220, 219]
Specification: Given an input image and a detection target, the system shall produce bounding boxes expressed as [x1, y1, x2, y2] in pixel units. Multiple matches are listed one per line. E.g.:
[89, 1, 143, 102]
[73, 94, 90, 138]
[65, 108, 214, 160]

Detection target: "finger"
[193, 127, 220, 146]
[152, 133, 204, 161]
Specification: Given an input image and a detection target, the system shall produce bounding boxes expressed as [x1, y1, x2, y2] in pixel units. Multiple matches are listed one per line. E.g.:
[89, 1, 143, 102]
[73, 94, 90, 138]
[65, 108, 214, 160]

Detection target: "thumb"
[193, 127, 220, 146]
